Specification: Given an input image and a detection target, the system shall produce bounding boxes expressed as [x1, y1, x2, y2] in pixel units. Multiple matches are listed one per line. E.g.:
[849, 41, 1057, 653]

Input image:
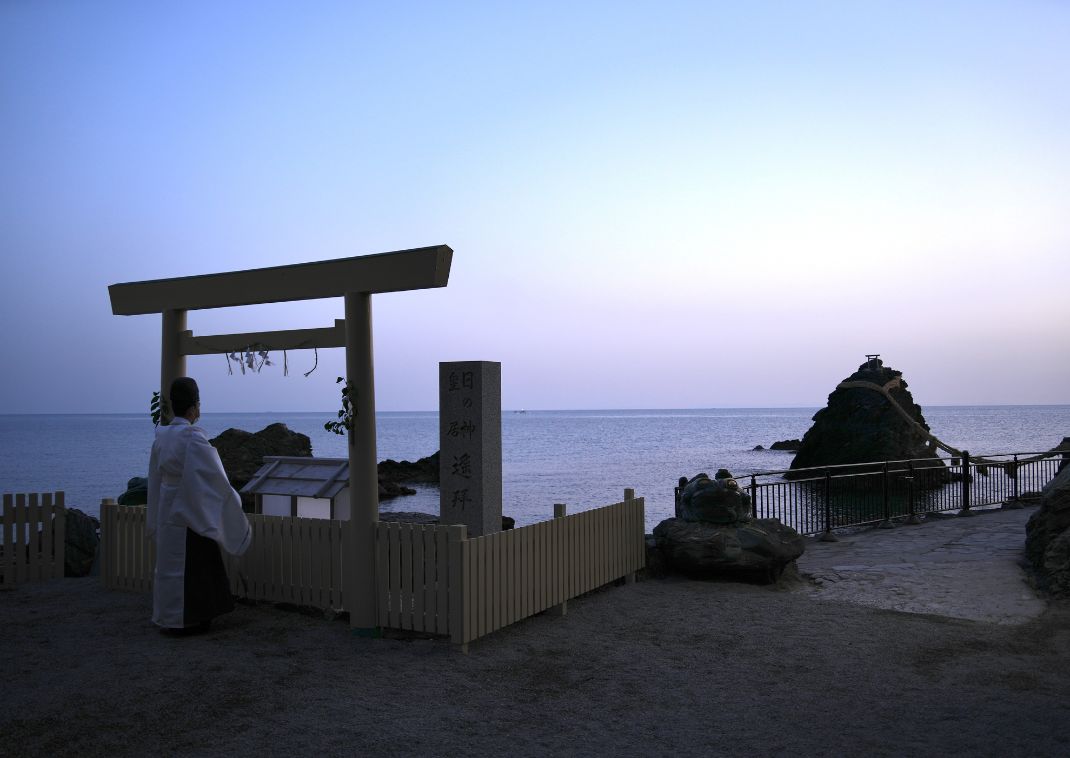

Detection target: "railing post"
[749, 475, 758, 519]
[550, 503, 568, 616]
[820, 471, 837, 542]
[1007, 454, 1021, 509]
[623, 488, 635, 502]
[959, 450, 973, 516]
[905, 461, 920, 524]
[878, 461, 894, 528]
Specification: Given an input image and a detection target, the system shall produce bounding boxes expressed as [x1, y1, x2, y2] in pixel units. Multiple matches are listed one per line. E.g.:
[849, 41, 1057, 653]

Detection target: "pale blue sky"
[2, 1, 1068, 413]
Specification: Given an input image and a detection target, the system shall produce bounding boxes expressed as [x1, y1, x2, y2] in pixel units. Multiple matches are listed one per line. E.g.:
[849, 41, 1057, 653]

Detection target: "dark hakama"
[182, 529, 235, 626]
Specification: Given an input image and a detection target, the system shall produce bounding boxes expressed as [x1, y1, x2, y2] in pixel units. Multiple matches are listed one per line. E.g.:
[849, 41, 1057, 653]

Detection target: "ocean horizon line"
[2, 402, 1069, 417]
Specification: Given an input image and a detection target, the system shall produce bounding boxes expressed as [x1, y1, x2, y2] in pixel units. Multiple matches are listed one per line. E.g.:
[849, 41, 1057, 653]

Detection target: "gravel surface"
[3, 570, 1069, 757]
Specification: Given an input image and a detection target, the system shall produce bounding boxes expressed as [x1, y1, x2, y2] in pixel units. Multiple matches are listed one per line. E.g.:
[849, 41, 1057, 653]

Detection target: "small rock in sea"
[770, 439, 802, 451]
[752, 445, 765, 451]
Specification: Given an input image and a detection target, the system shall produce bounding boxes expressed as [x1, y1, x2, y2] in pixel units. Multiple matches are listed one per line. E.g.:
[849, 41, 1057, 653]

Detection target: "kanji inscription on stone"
[439, 361, 502, 536]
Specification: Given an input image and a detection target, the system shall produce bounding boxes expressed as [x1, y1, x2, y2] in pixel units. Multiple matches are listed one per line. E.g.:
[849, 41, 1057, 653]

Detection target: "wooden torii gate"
[108, 245, 453, 633]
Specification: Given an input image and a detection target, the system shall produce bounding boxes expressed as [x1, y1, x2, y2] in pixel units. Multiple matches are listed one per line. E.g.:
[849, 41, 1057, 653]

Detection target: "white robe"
[147, 417, 252, 628]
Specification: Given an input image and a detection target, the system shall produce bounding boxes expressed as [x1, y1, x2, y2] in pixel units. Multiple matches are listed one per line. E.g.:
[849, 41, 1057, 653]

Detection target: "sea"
[1, 406, 1068, 530]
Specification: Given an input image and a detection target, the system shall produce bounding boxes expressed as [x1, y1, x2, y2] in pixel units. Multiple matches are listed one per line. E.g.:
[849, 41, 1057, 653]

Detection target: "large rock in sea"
[378, 452, 440, 484]
[209, 423, 421, 507]
[787, 358, 944, 478]
[211, 424, 314, 510]
[1025, 464, 1070, 598]
[656, 472, 804, 582]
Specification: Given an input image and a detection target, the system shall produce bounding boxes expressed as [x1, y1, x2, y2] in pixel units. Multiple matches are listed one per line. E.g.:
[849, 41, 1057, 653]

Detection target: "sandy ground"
[3, 515, 1070, 757]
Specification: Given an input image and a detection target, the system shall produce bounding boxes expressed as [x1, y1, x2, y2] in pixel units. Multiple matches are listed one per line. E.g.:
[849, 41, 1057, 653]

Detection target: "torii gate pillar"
[160, 308, 187, 425]
[345, 291, 379, 633]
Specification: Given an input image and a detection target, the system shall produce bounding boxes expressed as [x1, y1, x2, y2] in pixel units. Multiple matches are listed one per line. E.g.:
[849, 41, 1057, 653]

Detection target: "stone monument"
[439, 361, 502, 537]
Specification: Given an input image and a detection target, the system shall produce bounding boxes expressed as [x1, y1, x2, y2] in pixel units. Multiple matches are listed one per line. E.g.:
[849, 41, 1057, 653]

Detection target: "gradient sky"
[2, 1, 1068, 413]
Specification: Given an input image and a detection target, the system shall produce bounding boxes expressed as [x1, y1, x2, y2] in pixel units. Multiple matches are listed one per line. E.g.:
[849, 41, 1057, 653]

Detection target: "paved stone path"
[794, 505, 1047, 624]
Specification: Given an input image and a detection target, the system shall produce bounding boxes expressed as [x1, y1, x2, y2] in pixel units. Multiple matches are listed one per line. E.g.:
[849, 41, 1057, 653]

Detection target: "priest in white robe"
[147, 377, 251, 632]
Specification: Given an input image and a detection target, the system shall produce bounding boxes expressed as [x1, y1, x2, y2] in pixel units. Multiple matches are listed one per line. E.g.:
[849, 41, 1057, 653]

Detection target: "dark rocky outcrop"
[117, 477, 148, 506]
[378, 480, 416, 501]
[63, 508, 100, 577]
[378, 452, 440, 484]
[1025, 464, 1070, 598]
[752, 445, 765, 451]
[211, 423, 313, 503]
[657, 472, 804, 582]
[787, 358, 944, 478]
[770, 439, 802, 451]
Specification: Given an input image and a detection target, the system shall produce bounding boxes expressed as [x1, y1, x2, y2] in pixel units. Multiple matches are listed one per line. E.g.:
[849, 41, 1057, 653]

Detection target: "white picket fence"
[376, 497, 646, 646]
[1, 492, 66, 586]
[100, 493, 646, 647]
[100, 501, 346, 609]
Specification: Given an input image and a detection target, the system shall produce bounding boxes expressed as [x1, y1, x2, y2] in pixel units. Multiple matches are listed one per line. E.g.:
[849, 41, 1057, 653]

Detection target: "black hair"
[170, 377, 200, 418]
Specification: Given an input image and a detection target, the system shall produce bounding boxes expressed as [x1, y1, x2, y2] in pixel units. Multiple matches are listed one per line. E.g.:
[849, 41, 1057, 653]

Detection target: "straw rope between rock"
[835, 378, 1066, 468]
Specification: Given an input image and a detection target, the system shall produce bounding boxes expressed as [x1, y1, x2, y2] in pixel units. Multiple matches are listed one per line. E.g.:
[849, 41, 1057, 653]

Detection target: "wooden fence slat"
[388, 522, 402, 629]
[3, 494, 14, 586]
[422, 526, 436, 632]
[338, 520, 347, 610]
[510, 528, 520, 626]
[309, 520, 321, 607]
[412, 524, 426, 632]
[402, 523, 415, 630]
[493, 533, 503, 634]
[376, 523, 389, 626]
[39, 493, 54, 581]
[436, 526, 449, 635]
[447, 525, 466, 645]
[470, 537, 479, 641]
[55, 493, 66, 581]
[29, 493, 42, 582]
[15, 494, 27, 585]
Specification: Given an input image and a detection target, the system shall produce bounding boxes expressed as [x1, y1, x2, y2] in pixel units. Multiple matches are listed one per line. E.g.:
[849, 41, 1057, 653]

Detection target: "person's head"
[170, 377, 200, 422]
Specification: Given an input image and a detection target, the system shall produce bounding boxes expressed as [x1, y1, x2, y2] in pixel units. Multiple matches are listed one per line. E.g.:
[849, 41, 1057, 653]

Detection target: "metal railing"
[676, 451, 1067, 538]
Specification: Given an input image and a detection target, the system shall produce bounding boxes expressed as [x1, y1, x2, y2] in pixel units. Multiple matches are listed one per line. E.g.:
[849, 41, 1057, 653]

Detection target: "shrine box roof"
[240, 456, 350, 500]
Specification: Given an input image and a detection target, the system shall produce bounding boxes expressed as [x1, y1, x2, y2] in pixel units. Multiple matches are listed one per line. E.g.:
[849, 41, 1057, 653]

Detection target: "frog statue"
[657, 468, 805, 582]
[676, 470, 752, 525]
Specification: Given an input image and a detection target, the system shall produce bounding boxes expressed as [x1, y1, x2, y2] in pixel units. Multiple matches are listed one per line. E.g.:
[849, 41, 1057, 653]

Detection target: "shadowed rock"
[378, 452, 440, 484]
[62, 508, 100, 577]
[1025, 464, 1070, 598]
[656, 472, 804, 582]
[787, 358, 944, 479]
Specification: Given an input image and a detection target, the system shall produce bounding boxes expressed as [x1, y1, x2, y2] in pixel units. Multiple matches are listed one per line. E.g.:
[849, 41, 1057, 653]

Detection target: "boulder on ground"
[63, 508, 100, 577]
[1025, 464, 1070, 598]
[661, 469, 804, 582]
[787, 358, 944, 478]
[653, 517, 804, 582]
